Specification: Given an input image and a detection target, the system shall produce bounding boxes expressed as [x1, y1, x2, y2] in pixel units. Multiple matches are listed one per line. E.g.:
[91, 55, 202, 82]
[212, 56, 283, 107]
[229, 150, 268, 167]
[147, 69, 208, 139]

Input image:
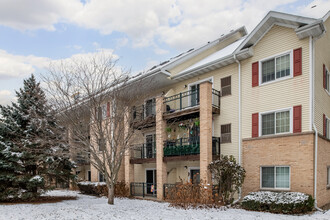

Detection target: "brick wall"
[242, 133, 314, 197]
[317, 135, 330, 207]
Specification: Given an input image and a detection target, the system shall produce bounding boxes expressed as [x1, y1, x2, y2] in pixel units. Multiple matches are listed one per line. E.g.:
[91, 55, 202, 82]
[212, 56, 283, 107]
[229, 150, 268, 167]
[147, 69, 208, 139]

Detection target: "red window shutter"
[107, 102, 110, 117]
[293, 105, 302, 133]
[324, 114, 327, 137]
[252, 62, 259, 87]
[293, 48, 302, 77]
[324, 64, 327, 89]
[252, 113, 259, 137]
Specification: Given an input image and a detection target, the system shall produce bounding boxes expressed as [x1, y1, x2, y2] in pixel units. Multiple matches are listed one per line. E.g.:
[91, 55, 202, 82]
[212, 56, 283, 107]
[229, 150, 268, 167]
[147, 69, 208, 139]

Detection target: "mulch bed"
[0, 196, 77, 205]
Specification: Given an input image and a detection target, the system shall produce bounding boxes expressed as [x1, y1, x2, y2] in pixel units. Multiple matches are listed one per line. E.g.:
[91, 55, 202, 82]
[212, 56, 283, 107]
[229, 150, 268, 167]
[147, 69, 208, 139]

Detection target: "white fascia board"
[234, 11, 317, 53]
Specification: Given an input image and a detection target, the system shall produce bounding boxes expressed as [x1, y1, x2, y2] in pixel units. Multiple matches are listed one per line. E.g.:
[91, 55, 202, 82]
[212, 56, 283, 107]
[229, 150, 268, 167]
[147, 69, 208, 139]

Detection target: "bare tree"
[42, 53, 154, 204]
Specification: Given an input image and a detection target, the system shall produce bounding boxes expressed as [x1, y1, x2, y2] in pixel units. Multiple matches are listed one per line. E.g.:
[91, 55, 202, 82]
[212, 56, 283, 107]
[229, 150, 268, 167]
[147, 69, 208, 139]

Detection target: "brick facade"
[242, 133, 315, 197]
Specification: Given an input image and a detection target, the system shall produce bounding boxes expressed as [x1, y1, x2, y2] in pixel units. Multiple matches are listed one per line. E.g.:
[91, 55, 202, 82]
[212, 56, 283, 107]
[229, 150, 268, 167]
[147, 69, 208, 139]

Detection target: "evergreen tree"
[0, 75, 75, 201]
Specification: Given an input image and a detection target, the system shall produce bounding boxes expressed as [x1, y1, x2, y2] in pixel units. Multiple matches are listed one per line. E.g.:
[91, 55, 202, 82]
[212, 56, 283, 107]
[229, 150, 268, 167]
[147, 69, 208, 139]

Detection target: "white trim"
[310, 36, 314, 131]
[260, 166, 291, 190]
[327, 166, 330, 187]
[259, 107, 293, 137]
[259, 50, 293, 86]
[324, 65, 330, 94]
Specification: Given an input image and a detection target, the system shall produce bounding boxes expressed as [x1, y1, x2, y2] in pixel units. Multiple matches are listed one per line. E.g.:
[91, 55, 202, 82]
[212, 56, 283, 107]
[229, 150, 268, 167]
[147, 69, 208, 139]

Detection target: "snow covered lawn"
[0, 190, 329, 220]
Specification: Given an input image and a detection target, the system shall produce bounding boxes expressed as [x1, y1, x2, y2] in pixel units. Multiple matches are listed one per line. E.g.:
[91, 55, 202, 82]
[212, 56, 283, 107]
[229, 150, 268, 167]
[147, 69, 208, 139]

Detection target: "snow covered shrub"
[208, 155, 246, 205]
[241, 191, 314, 214]
[77, 181, 129, 197]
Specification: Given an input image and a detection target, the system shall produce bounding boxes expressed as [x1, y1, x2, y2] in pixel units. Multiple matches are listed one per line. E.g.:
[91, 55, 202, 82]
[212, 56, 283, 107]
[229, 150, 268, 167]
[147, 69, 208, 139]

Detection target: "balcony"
[163, 88, 220, 120]
[130, 142, 156, 164]
[131, 101, 156, 129]
[163, 136, 220, 162]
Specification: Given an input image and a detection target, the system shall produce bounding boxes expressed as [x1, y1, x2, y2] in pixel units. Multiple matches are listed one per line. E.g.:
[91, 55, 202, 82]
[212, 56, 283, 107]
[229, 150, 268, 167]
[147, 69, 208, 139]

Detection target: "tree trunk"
[108, 184, 115, 205]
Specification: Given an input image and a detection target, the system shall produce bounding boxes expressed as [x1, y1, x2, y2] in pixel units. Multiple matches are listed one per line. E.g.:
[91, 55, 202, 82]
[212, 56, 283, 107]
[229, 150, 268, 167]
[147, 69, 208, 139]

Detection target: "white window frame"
[325, 66, 330, 95]
[326, 115, 330, 139]
[259, 107, 293, 137]
[259, 50, 293, 86]
[188, 77, 213, 106]
[260, 166, 291, 190]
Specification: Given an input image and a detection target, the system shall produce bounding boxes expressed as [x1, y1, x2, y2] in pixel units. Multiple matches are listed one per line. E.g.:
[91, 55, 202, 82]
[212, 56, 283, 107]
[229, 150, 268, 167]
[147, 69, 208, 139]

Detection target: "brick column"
[156, 95, 167, 200]
[199, 81, 213, 184]
[124, 111, 134, 189]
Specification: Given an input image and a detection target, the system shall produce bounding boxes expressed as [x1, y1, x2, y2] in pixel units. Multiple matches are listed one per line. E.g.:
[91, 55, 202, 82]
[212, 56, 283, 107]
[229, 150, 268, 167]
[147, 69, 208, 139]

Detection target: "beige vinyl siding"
[164, 63, 239, 159]
[241, 25, 311, 139]
[314, 17, 330, 134]
[133, 163, 156, 182]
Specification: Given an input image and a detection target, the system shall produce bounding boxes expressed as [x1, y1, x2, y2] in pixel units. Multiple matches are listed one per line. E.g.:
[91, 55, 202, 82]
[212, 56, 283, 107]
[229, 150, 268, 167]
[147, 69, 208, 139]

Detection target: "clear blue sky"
[0, 0, 328, 105]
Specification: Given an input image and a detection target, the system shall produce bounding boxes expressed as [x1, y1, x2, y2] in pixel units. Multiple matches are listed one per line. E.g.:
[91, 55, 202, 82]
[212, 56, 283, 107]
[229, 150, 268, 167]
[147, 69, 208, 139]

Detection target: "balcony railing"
[130, 182, 157, 197]
[164, 88, 221, 114]
[164, 89, 199, 113]
[132, 102, 156, 121]
[163, 136, 220, 157]
[212, 89, 221, 109]
[131, 142, 156, 159]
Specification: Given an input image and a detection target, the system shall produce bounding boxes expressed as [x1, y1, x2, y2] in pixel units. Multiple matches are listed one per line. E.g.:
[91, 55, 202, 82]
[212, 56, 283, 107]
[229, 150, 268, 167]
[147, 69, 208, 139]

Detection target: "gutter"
[233, 54, 242, 204]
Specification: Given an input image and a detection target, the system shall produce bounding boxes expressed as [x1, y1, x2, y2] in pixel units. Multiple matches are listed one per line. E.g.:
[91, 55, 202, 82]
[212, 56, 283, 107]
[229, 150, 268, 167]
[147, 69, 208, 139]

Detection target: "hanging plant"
[165, 127, 172, 133]
[178, 122, 187, 130]
[194, 118, 200, 126]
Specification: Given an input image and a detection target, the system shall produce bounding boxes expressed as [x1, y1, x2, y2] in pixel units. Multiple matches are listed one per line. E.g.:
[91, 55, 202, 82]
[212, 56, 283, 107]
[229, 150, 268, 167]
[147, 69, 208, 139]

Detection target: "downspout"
[310, 36, 323, 211]
[233, 54, 242, 204]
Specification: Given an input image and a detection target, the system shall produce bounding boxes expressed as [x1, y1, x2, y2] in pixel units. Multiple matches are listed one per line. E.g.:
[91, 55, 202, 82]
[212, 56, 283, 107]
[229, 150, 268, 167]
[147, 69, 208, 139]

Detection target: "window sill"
[260, 188, 290, 192]
[221, 94, 232, 98]
[259, 75, 293, 87]
[325, 89, 330, 97]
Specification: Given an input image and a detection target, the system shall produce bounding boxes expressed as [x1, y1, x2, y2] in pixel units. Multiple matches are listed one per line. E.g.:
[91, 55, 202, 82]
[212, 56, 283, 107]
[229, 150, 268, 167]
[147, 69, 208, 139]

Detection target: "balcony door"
[189, 84, 200, 107]
[146, 169, 156, 195]
[145, 98, 155, 117]
[145, 134, 155, 158]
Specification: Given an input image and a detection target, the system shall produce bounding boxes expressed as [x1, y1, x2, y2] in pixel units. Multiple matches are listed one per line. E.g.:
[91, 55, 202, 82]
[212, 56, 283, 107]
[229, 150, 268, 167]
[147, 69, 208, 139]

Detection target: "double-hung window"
[261, 52, 292, 84]
[327, 117, 330, 139]
[261, 166, 290, 189]
[261, 109, 291, 136]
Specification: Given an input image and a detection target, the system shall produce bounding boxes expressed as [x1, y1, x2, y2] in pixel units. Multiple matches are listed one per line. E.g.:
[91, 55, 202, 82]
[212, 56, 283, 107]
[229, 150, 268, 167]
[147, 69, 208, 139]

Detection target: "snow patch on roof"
[179, 37, 246, 74]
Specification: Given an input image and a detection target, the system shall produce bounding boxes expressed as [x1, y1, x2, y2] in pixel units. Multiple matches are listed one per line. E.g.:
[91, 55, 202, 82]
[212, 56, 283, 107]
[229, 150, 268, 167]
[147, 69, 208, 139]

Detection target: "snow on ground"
[0, 190, 329, 220]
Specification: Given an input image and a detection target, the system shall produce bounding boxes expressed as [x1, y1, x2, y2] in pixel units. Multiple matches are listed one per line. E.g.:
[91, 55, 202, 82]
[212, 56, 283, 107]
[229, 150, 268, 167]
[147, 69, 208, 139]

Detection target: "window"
[221, 124, 231, 143]
[261, 53, 291, 84]
[96, 104, 107, 121]
[99, 172, 105, 182]
[87, 171, 91, 181]
[261, 109, 291, 136]
[221, 76, 231, 96]
[261, 166, 290, 189]
[98, 138, 105, 151]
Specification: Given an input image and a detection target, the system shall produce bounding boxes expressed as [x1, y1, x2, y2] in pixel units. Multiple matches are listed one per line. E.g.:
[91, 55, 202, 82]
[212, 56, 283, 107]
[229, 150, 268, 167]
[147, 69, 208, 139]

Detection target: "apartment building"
[87, 11, 330, 207]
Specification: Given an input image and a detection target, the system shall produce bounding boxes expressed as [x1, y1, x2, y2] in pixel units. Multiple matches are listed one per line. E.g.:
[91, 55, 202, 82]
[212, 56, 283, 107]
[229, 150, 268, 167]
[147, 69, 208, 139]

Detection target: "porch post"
[124, 109, 134, 191]
[199, 81, 213, 184]
[156, 95, 167, 200]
